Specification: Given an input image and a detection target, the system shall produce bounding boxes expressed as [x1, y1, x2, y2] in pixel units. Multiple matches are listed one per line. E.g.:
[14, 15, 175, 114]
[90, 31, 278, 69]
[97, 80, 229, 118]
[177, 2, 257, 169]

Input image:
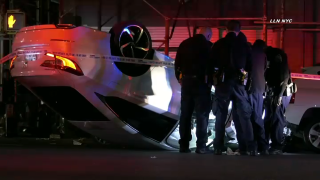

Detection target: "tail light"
[290, 93, 295, 104]
[41, 53, 83, 76]
[9, 56, 17, 69]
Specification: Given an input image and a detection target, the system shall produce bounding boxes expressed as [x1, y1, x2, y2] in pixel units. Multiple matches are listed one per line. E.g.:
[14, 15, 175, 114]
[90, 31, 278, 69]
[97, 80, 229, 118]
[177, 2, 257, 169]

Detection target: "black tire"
[109, 21, 154, 77]
[303, 119, 320, 153]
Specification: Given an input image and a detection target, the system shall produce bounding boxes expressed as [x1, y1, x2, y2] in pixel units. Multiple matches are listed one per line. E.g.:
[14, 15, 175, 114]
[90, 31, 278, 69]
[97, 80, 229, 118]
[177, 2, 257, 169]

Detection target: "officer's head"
[265, 46, 273, 53]
[226, 20, 241, 36]
[198, 27, 212, 41]
[253, 39, 267, 50]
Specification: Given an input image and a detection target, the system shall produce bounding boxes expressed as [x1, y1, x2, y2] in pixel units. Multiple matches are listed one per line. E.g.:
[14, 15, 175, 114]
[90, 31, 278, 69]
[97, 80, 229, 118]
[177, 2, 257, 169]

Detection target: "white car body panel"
[10, 24, 184, 150]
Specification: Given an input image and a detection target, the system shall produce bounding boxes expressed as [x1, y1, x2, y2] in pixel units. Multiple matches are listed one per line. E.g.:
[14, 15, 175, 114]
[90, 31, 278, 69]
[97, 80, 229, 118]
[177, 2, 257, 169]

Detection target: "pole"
[117, 0, 122, 22]
[313, 0, 317, 65]
[0, 40, 3, 103]
[59, 0, 64, 24]
[280, 0, 285, 49]
[9, 1, 15, 104]
[97, 0, 101, 30]
[262, 0, 267, 42]
[0, 0, 5, 103]
[302, 0, 306, 68]
[9, 0, 13, 9]
[36, 0, 40, 24]
[47, 0, 50, 24]
[183, 1, 191, 38]
[164, 18, 170, 56]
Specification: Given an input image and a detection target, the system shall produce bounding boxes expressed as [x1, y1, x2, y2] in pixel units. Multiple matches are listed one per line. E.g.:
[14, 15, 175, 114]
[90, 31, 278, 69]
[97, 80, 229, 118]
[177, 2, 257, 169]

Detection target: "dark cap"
[227, 20, 241, 32]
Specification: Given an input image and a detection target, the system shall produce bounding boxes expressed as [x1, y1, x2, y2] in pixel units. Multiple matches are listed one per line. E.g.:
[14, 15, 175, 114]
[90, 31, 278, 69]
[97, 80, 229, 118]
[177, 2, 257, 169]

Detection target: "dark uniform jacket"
[3, 79, 14, 103]
[265, 47, 290, 97]
[210, 31, 252, 81]
[174, 34, 212, 81]
[250, 47, 267, 93]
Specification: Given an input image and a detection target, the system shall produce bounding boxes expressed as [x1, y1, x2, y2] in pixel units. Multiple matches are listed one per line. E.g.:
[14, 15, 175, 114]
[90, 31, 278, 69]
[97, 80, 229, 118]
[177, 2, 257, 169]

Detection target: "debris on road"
[226, 147, 240, 155]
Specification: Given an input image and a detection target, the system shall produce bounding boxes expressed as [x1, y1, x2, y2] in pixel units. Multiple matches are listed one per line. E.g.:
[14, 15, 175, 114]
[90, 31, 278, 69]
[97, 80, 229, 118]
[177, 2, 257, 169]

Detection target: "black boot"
[269, 148, 283, 155]
[179, 147, 191, 153]
[179, 144, 191, 153]
[179, 141, 191, 153]
[214, 148, 223, 155]
[195, 147, 214, 154]
[239, 151, 249, 156]
[249, 151, 258, 156]
[259, 150, 269, 156]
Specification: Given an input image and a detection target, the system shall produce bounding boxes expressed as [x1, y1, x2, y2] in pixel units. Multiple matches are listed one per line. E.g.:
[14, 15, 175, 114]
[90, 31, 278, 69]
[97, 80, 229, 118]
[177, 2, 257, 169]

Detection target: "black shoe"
[214, 148, 223, 155]
[269, 149, 283, 155]
[179, 147, 191, 153]
[239, 151, 249, 156]
[249, 151, 258, 156]
[195, 147, 214, 154]
[259, 150, 269, 156]
[235, 149, 249, 156]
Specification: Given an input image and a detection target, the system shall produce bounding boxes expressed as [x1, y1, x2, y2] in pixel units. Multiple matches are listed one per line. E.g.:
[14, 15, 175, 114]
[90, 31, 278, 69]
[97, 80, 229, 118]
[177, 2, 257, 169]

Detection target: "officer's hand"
[274, 96, 282, 106]
[277, 96, 282, 106]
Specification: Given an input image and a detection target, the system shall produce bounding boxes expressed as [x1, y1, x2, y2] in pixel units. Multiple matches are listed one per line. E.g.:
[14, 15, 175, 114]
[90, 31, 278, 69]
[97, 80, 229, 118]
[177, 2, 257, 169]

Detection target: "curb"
[0, 137, 100, 147]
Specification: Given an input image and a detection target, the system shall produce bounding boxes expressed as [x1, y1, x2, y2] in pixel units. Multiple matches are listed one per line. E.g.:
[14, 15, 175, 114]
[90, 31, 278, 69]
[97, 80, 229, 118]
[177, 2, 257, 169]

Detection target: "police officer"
[264, 46, 290, 155]
[248, 39, 269, 156]
[175, 27, 213, 154]
[210, 20, 253, 155]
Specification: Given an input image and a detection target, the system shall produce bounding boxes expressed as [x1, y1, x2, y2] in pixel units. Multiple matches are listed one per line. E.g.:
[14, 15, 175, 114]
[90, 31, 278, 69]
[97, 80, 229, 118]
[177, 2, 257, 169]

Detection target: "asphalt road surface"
[0, 146, 319, 180]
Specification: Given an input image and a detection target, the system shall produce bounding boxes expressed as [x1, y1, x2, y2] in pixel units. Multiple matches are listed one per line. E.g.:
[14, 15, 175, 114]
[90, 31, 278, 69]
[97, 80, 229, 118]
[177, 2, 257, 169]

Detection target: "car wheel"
[303, 119, 320, 153]
[109, 21, 154, 77]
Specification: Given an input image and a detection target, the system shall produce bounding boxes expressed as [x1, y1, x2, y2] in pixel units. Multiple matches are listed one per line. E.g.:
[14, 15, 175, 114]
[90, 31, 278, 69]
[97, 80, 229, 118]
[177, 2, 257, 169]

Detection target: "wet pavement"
[0, 146, 319, 180]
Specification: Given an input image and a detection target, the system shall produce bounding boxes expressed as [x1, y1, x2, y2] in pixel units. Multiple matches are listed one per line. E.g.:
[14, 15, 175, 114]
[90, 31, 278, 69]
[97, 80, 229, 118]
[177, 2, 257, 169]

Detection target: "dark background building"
[7, 0, 59, 25]
[2, 0, 320, 73]
[58, 0, 320, 73]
